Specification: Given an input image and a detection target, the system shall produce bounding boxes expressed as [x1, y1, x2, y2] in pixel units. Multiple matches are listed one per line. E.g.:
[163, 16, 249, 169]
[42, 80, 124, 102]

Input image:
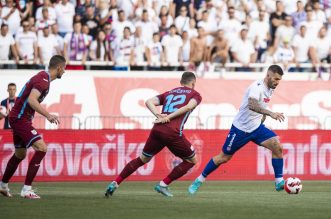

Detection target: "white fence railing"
[20, 115, 331, 130]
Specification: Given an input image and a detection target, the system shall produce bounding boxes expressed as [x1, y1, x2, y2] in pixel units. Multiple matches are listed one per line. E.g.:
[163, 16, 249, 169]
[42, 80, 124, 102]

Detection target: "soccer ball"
[0, 106, 7, 117]
[285, 177, 303, 194]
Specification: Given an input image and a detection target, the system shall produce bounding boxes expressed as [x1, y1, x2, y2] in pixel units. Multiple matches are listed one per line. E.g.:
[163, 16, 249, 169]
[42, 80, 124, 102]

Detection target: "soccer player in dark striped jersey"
[0, 55, 66, 199]
[105, 71, 202, 197]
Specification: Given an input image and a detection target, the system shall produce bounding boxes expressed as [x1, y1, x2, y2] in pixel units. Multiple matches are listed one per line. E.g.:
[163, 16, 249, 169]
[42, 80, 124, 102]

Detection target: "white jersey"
[233, 80, 274, 133]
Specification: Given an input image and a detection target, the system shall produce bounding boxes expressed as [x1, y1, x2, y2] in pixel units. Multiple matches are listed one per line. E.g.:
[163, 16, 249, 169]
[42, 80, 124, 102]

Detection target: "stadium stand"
[0, 0, 330, 74]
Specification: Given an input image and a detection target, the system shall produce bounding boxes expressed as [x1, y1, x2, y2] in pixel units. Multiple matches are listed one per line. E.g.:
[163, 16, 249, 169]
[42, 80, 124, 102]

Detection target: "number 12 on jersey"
[164, 94, 186, 113]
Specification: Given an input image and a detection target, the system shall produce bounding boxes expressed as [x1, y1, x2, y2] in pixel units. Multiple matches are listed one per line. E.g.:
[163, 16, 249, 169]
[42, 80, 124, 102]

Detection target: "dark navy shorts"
[222, 124, 277, 155]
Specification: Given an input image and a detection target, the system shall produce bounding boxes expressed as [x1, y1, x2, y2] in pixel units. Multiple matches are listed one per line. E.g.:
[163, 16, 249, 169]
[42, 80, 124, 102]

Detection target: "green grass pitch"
[1, 181, 331, 219]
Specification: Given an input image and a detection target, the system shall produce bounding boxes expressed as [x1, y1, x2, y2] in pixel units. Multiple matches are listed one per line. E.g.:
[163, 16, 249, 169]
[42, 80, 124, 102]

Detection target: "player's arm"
[261, 115, 266, 123]
[155, 99, 198, 124]
[248, 97, 284, 122]
[0, 103, 6, 120]
[28, 89, 60, 124]
[145, 96, 165, 119]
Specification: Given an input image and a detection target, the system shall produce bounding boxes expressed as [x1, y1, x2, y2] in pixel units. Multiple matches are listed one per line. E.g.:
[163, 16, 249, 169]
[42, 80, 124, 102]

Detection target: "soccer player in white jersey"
[188, 65, 286, 194]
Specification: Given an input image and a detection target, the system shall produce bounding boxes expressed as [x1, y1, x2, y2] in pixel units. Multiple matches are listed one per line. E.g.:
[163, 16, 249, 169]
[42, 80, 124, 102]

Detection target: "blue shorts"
[222, 124, 277, 155]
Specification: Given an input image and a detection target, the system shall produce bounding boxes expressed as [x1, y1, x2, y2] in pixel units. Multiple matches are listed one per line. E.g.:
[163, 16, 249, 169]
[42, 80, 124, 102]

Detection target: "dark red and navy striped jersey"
[9, 71, 50, 121]
[157, 86, 202, 135]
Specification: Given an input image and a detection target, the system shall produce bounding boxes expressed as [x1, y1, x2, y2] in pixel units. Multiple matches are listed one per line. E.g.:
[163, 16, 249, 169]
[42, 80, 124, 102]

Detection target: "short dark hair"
[1, 23, 8, 29]
[180, 72, 196, 85]
[169, 24, 176, 29]
[49, 55, 66, 69]
[268, 65, 284, 75]
[8, 83, 16, 87]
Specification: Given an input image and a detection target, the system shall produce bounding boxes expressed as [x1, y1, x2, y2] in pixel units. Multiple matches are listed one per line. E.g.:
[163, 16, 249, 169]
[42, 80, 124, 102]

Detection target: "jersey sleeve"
[33, 76, 49, 93]
[156, 91, 167, 105]
[191, 92, 202, 105]
[248, 84, 260, 100]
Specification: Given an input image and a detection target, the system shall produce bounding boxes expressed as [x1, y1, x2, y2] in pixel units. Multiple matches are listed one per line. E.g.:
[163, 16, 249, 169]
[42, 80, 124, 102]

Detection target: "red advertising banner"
[0, 130, 330, 181]
[1, 74, 331, 130]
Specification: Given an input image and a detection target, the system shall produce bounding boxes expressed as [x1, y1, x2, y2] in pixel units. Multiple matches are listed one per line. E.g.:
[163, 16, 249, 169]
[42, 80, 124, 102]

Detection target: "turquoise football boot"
[275, 179, 285, 191]
[154, 184, 173, 197]
[188, 178, 203, 195]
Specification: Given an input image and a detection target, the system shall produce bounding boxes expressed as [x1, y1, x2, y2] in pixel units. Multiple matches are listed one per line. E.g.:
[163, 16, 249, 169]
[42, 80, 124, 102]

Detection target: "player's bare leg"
[188, 152, 232, 194]
[105, 154, 151, 197]
[21, 140, 47, 199]
[0, 148, 26, 198]
[260, 136, 284, 191]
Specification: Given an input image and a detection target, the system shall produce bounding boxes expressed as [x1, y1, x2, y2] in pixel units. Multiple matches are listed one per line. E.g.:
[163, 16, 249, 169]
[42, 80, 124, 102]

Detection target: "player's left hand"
[271, 112, 285, 122]
[156, 113, 167, 119]
[47, 114, 60, 125]
[153, 117, 170, 124]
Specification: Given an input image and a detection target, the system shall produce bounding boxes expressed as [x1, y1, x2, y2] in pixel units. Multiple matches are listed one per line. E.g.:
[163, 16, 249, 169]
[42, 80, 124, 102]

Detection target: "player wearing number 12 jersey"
[105, 71, 202, 197]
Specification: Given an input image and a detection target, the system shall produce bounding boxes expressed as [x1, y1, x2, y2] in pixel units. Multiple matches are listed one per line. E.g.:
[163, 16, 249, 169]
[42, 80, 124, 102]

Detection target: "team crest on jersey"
[263, 98, 270, 103]
[31, 130, 37, 135]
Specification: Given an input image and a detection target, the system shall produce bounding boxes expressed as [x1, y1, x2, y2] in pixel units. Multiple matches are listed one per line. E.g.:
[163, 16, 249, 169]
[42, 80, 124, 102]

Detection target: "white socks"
[160, 181, 168, 187]
[198, 174, 206, 182]
[23, 185, 32, 191]
[1, 181, 8, 188]
[275, 177, 284, 184]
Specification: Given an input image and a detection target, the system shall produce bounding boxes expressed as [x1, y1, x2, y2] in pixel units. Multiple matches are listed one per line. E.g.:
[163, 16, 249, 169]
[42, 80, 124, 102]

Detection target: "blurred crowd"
[0, 0, 331, 72]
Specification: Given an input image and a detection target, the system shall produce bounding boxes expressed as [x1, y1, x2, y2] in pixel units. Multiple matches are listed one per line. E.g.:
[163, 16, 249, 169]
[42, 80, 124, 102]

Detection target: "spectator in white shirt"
[82, 23, 93, 47]
[36, 0, 56, 24]
[112, 26, 134, 66]
[1, 0, 21, 35]
[291, 24, 312, 72]
[36, 7, 56, 36]
[132, 26, 147, 65]
[135, 0, 156, 21]
[231, 26, 257, 71]
[135, 9, 158, 43]
[153, 0, 172, 16]
[312, 1, 327, 23]
[55, 0, 75, 37]
[63, 21, 89, 64]
[218, 6, 242, 48]
[181, 30, 190, 62]
[146, 32, 164, 66]
[161, 24, 183, 66]
[273, 38, 295, 71]
[89, 30, 110, 61]
[248, 9, 269, 61]
[250, 0, 269, 22]
[197, 9, 218, 46]
[311, 26, 331, 72]
[274, 15, 295, 48]
[175, 6, 190, 34]
[300, 6, 323, 41]
[15, 19, 37, 63]
[38, 26, 60, 65]
[0, 23, 19, 63]
[157, 5, 173, 28]
[112, 10, 135, 40]
[187, 18, 198, 39]
[51, 23, 64, 55]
